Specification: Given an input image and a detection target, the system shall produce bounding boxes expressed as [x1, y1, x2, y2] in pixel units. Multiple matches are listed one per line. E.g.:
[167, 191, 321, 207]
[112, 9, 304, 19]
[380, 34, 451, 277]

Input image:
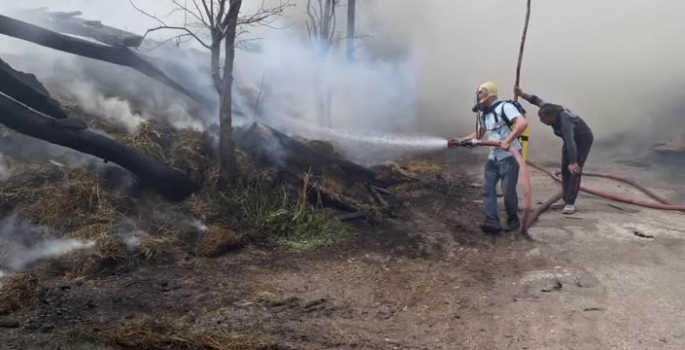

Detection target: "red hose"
[454, 141, 684, 240]
[476, 140, 533, 240]
[527, 161, 685, 213]
[555, 171, 670, 204]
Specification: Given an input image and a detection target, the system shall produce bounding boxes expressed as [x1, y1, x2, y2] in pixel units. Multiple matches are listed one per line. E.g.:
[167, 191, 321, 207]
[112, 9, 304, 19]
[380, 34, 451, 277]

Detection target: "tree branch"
[140, 26, 211, 49]
[129, 0, 167, 27]
[172, 0, 209, 28]
[198, 0, 214, 27]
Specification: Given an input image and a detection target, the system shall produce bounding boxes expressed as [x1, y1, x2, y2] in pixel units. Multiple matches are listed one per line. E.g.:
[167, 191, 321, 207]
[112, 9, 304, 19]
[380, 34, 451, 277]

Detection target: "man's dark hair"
[538, 103, 563, 119]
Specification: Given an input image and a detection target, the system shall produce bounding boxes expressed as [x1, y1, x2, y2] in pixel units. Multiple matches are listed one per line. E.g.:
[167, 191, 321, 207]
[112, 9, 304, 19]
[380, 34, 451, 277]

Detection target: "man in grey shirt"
[515, 87, 594, 214]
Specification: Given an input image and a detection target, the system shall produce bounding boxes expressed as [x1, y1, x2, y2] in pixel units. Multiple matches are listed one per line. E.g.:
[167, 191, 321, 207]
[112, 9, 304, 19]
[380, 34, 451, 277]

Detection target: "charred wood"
[0, 58, 68, 119]
[238, 122, 384, 186]
[0, 90, 198, 202]
[0, 14, 211, 107]
[16, 9, 144, 47]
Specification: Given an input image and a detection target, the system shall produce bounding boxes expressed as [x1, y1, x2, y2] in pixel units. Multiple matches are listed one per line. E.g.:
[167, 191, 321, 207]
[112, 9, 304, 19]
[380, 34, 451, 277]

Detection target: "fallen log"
[0, 90, 198, 202]
[0, 14, 212, 107]
[15, 9, 144, 47]
[0, 58, 68, 119]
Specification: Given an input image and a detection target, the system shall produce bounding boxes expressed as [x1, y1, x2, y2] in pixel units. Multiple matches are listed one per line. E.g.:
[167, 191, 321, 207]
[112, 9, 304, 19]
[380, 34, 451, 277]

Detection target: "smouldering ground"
[2, 150, 685, 350]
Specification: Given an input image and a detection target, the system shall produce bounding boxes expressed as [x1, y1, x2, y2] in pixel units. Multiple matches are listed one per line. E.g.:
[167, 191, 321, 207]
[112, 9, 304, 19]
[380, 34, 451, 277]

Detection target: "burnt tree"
[132, 0, 289, 180]
[0, 57, 198, 201]
[14, 9, 144, 47]
[0, 14, 212, 108]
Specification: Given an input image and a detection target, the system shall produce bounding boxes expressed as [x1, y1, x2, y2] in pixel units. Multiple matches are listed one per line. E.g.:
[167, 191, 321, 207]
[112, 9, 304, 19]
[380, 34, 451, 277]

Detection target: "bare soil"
[2, 149, 685, 350]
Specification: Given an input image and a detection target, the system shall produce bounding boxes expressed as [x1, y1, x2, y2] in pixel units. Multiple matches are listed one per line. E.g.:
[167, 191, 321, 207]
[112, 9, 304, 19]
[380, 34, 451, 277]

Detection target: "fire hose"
[448, 138, 534, 240]
[447, 138, 685, 240]
[528, 162, 685, 212]
[445, 0, 685, 240]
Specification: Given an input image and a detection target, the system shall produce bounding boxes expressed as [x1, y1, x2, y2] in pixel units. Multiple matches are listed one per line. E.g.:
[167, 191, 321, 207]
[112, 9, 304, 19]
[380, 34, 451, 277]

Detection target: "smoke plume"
[0, 214, 94, 272]
[1, 0, 684, 165]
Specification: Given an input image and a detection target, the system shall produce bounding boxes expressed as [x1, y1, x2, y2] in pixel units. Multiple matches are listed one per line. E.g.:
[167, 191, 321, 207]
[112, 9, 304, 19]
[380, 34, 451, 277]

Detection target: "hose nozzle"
[447, 138, 479, 149]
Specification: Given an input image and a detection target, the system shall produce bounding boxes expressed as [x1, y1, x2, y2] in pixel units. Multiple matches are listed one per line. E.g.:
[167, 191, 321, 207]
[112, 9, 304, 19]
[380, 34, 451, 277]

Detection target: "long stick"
[514, 0, 531, 101]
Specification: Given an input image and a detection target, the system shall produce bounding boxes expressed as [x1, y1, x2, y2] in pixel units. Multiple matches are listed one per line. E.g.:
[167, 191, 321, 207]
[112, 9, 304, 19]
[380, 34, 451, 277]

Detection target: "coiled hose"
[527, 161, 685, 213]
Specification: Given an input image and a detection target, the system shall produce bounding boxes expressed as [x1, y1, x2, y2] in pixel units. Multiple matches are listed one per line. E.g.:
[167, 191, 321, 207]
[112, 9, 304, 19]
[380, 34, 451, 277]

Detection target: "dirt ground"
[1, 149, 685, 350]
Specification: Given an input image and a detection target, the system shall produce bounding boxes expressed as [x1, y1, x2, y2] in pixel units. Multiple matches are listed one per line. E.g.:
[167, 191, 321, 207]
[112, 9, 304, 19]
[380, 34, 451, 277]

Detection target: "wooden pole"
[514, 0, 531, 101]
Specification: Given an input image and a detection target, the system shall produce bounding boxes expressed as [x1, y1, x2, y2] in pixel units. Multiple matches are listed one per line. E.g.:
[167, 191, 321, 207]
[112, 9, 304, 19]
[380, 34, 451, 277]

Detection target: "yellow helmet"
[478, 81, 498, 98]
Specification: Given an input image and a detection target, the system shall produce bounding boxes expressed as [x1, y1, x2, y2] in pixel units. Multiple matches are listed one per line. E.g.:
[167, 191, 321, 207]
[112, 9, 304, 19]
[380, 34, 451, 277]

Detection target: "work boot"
[480, 220, 502, 235]
[551, 201, 566, 210]
[504, 218, 521, 233]
[562, 204, 576, 215]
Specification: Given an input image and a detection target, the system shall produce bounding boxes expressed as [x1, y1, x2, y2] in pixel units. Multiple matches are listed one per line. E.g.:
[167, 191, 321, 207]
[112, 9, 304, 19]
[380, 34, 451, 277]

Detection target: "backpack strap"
[498, 100, 527, 129]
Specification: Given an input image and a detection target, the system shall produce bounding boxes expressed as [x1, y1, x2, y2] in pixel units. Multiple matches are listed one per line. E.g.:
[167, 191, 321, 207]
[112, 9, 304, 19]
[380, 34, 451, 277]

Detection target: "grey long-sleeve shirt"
[520, 93, 594, 164]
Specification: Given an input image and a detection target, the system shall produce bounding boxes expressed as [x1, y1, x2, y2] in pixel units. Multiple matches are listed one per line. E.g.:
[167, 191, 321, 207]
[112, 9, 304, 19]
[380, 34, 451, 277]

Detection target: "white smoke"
[4, 239, 95, 271]
[63, 80, 146, 133]
[0, 214, 94, 272]
[3, 0, 681, 165]
[0, 1, 432, 164]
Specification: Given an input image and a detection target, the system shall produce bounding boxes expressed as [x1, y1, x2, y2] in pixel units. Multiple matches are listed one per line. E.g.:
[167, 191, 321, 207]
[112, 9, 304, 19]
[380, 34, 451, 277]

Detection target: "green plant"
[239, 173, 349, 252]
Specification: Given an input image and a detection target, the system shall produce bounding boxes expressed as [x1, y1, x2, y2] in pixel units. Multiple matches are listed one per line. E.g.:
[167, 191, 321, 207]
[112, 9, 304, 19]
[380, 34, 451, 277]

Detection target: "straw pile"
[0, 273, 45, 312]
[194, 225, 247, 258]
[22, 168, 119, 231]
[123, 120, 214, 186]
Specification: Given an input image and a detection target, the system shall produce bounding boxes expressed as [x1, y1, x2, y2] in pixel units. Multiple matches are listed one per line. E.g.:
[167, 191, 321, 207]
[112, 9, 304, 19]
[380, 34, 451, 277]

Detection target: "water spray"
[262, 115, 448, 158]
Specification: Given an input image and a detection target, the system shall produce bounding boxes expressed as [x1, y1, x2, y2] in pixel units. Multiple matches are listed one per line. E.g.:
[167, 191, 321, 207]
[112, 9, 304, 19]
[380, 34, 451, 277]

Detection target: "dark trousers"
[561, 137, 593, 205]
[483, 155, 520, 226]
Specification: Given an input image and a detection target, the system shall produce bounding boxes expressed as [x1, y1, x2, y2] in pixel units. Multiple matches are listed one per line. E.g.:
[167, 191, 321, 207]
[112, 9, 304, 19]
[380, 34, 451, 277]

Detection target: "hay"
[125, 121, 219, 187]
[94, 234, 128, 259]
[123, 121, 175, 163]
[375, 161, 419, 183]
[392, 182, 425, 194]
[68, 223, 112, 241]
[89, 316, 275, 350]
[402, 159, 443, 175]
[134, 234, 182, 262]
[61, 102, 130, 138]
[0, 162, 63, 210]
[0, 273, 45, 312]
[21, 168, 118, 231]
[319, 166, 347, 200]
[168, 129, 210, 185]
[194, 225, 246, 258]
[49, 233, 128, 278]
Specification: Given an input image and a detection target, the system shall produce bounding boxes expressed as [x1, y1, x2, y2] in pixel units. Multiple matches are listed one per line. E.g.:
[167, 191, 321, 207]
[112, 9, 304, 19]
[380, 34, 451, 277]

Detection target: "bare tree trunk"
[210, 38, 222, 93]
[218, 0, 242, 179]
[322, 0, 332, 42]
[346, 0, 356, 61]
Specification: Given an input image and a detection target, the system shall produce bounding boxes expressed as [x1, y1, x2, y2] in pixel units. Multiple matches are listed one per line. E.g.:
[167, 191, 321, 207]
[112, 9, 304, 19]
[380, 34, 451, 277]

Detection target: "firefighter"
[514, 86, 594, 214]
[454, 82, 529, 234]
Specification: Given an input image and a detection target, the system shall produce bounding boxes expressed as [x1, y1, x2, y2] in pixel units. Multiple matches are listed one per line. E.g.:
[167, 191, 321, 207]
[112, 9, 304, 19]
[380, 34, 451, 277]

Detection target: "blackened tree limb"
[0, 14, 212, 108]
[0, 58, 68, 119]
[0, 91, 199, 202]
[16, 9, 144, 47]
